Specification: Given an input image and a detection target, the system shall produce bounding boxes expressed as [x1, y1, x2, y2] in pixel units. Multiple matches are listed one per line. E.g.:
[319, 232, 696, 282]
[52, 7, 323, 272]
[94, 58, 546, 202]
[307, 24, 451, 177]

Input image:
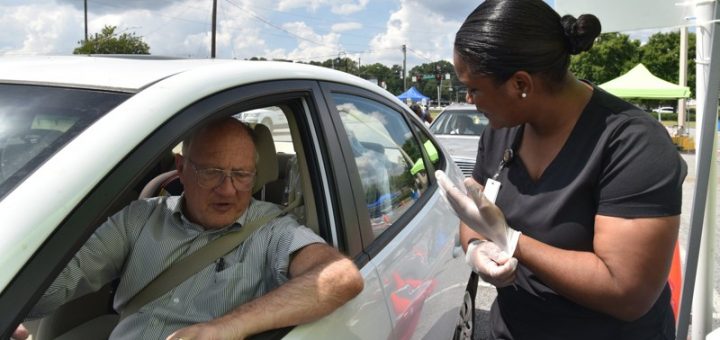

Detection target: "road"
[472, 149, 720, 339]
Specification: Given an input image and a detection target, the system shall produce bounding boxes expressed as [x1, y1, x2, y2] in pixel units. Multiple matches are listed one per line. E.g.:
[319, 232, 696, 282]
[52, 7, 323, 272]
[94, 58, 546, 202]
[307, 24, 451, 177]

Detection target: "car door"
[1, 77, 405, 339]
[313, 82, 471, 339]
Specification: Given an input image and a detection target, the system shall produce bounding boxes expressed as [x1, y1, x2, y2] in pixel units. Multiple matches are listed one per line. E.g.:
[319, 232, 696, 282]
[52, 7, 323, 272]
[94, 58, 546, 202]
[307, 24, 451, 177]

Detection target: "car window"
[0, 84, 130, 198]
[331, 93, 429, 238]
[410, 122, 442, 177]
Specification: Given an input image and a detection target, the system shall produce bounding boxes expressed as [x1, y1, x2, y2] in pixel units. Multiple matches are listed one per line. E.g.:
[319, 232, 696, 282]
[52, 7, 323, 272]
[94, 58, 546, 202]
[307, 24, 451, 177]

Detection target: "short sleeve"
[598, 116, 687, 217]
[267, 215, 325, 285]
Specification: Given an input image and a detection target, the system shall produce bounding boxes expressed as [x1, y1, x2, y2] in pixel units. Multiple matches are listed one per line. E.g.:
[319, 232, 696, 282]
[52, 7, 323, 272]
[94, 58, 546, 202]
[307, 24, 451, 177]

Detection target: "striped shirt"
[29, 196, 324, 339]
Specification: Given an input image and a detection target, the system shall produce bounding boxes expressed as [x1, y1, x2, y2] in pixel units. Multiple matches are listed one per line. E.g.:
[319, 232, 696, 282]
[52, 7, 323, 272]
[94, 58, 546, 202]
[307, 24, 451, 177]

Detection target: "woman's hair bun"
[561, 14, 601, 55]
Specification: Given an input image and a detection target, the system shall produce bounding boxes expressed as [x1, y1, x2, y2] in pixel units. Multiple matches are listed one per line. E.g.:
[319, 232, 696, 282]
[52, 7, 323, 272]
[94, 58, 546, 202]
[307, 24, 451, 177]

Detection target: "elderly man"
[19, 118, 363, 340]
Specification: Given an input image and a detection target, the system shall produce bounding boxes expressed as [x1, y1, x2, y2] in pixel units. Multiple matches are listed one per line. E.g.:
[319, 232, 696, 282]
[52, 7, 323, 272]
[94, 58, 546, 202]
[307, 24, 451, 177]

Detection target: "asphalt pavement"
[472, 148, 720, 339]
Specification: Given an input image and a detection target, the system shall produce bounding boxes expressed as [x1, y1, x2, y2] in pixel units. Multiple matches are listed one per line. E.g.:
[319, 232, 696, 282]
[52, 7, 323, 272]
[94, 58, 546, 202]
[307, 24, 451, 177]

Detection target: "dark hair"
[454, 0, 601, 85]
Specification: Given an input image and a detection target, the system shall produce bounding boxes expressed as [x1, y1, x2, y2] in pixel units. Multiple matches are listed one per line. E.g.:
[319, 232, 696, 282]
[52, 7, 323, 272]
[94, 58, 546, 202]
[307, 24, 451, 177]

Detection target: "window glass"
[429, 110, 488, 136]
[411, 122, 442, 176]
[332, 93, 428, 237]
[0, 84, 130, 198]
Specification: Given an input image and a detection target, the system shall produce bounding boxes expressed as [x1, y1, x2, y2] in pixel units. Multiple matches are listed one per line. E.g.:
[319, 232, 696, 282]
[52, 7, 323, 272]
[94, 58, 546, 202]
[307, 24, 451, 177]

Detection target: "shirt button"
[172, 297, 180, 304]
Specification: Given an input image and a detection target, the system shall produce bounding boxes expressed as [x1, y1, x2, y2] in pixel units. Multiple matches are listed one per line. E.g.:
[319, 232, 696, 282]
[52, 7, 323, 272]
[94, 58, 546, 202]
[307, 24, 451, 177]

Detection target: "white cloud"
[277, 21, 341, 62]
[331, 22, 362, 32]
[276, 0, 368, 15]
[0, 3, 82, 55]
[366, 0, 460, 68]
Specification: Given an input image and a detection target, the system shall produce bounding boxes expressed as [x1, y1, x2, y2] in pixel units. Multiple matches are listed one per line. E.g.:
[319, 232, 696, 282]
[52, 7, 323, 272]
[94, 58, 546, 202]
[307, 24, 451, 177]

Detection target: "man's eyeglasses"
[187, 159, 256, 191]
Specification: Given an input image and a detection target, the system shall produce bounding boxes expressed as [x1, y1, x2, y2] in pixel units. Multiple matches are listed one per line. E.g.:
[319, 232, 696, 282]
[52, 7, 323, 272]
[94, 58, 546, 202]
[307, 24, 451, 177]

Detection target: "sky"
[0, 0, 676, 71]
[0, 0, 484, 69]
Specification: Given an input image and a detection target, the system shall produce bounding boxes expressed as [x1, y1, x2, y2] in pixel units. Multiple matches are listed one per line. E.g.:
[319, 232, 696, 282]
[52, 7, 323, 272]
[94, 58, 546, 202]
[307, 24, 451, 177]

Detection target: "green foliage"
[640, 31, 696, 96]
[354, 63, 404, 94]
[408, 60, 458, 103]
[570, 33, 640, 84]
[73, 25, 150, 55]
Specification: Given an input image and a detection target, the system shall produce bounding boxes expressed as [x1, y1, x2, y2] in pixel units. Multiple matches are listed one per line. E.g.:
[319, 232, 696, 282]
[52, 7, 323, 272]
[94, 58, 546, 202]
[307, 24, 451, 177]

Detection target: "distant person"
[17, 118, 363, 340]
[410, 103, 432, 126]
[437, 0, 686, 339]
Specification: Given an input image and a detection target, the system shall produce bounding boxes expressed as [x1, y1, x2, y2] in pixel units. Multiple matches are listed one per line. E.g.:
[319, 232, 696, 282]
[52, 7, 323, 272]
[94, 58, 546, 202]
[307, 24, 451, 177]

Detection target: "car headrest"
[251, 124, 278, 193]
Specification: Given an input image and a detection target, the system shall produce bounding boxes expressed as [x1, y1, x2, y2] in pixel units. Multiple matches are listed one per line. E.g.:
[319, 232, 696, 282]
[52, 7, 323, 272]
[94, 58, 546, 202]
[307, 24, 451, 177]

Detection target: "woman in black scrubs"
[439, 0, 687, 339]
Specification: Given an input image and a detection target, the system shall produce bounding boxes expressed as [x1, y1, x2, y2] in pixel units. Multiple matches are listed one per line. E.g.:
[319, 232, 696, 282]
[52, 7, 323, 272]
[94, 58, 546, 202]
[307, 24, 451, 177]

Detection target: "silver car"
[429, 103, 489, 177]
[0, 56, 476, 340]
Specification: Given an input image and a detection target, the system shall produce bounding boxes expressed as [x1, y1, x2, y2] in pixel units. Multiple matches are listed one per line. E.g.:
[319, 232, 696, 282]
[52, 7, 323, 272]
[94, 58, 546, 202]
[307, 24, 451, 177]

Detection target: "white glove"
[466, 239, 518, 287]
[436, 170, 521, 256]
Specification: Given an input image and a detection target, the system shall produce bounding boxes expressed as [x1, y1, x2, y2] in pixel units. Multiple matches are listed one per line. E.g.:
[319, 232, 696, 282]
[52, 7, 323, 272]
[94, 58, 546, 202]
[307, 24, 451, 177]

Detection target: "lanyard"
[491, 148, 514, 180]
[491, 125, 523, 180]
[485, 125, 523, 203]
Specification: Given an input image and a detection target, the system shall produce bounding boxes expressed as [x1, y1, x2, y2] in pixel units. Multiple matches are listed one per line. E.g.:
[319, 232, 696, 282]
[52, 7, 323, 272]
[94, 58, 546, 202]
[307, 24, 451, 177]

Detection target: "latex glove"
[466, 239, 518, 287]
[436, 170, 521, 256]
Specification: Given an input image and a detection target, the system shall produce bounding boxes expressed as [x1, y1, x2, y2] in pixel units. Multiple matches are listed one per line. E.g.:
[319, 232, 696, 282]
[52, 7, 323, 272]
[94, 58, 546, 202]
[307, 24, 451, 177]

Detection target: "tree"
[408, 60, 456, 103]
[570, 33, 640, 84]
[640, 31, 696, 97]
[357, 63, 403, 94]
[73, 25, 150, 55]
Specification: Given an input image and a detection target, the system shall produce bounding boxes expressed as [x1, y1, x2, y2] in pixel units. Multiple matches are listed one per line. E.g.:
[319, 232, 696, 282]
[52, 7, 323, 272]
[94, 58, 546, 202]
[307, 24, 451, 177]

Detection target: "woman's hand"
[436, 170, 521, 255]
[466, 240, 518, 287]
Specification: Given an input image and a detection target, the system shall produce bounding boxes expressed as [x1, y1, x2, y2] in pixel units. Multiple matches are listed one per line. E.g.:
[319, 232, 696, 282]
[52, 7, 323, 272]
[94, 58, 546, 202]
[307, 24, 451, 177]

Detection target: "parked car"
[240, 107, 288, 132]
[429, 103, 489, 177]
[0, 56, 474, 340]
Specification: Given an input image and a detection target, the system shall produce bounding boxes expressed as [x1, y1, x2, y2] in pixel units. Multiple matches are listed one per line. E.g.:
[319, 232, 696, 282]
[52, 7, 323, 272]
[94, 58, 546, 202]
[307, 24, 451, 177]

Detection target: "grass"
[662, 120, 696, 128]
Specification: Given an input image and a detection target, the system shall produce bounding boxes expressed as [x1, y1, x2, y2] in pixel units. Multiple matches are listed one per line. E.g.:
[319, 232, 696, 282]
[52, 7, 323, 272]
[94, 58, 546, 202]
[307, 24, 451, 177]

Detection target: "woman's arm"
[514, 214, 678, 321]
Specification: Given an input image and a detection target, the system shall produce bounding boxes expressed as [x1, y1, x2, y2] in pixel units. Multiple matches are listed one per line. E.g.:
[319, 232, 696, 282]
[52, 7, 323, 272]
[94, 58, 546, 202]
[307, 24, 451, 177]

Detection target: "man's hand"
[466, 240, 518, 287]
[12, 324, 29, 340]
[166, 321, 241, 340]
[436, 170, 521, 256]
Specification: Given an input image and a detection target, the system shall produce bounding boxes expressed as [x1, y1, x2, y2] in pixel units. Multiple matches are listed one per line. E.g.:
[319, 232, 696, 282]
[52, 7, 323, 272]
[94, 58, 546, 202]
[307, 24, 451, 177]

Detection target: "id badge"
[484, 178, 502, 203]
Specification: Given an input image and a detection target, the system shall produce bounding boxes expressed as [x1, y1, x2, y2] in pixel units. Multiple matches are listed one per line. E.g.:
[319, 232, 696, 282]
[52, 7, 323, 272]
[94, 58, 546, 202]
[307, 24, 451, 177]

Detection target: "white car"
[429, 103, 489, 177]
[240, 107, 289, 132]
[0, 56, 474, 340]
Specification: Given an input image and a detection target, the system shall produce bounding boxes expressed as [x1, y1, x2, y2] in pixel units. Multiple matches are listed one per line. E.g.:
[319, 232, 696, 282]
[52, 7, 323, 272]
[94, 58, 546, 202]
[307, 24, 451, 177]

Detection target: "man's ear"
[174, 153, 185, 173]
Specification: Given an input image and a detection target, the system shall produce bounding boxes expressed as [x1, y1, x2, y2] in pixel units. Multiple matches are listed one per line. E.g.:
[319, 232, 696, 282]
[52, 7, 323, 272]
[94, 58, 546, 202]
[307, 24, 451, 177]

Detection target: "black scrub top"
[472, 86, 686, 339]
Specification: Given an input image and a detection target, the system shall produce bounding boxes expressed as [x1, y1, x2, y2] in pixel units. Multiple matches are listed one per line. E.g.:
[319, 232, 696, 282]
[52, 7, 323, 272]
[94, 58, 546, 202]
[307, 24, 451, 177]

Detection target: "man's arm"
[166, 243, 363, 340]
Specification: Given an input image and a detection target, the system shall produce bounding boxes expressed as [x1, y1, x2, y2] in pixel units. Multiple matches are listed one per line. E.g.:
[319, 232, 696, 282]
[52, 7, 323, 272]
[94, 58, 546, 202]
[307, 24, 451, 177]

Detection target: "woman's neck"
[524, 76, 593, 138]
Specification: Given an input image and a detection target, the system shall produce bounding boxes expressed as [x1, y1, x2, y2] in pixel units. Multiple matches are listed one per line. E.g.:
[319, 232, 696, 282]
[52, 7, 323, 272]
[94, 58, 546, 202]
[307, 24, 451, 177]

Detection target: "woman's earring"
[521, 92, 527, 98]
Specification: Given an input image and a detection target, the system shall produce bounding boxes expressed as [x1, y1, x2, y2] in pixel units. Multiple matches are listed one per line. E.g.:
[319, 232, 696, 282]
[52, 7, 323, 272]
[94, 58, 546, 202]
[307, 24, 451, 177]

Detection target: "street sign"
[422, 74, 435, 80]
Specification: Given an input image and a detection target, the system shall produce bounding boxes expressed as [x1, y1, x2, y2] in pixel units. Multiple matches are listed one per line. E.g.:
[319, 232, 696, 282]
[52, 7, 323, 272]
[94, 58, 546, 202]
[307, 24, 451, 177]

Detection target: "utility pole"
[84, 0, 88, 42]
[402, 44, 407, 91]
[211, 0, 217, 58]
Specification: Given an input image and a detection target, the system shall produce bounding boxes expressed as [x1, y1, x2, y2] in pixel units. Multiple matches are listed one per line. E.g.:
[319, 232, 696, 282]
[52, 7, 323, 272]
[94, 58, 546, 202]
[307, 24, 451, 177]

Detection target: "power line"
[224, 0, 331, 48]
[406, 46, 435, 63]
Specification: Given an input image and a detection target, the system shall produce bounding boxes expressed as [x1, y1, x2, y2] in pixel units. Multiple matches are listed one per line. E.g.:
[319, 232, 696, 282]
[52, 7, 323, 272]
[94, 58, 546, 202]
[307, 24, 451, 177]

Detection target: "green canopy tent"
[599, 63, 690, 98]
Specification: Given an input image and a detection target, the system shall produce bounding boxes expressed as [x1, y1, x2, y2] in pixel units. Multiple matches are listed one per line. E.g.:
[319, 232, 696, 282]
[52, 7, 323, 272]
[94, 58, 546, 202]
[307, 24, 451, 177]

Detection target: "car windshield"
[429, 110, 488, 136]
[0, 84, 130, 198]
